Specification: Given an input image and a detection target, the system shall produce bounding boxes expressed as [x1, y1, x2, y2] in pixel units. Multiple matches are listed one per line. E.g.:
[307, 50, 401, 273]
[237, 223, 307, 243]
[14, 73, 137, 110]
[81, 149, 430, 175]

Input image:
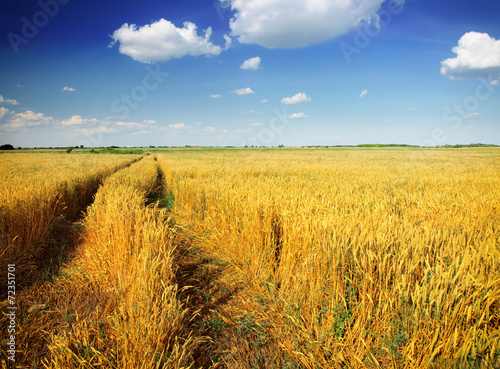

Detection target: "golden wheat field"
[1, 148, 499, 368]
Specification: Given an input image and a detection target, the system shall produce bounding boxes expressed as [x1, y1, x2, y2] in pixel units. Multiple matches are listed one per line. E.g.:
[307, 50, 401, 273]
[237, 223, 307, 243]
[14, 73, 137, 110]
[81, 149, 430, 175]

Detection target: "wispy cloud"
[359, 89, 368, 98]
[209, 94, 222, 98]
[0, 95, 20, 105]
[289, 112, 308, 119]
[467, 112, 481, 119]
[232, 87, 255, 95]
[62, 86, 76, 92]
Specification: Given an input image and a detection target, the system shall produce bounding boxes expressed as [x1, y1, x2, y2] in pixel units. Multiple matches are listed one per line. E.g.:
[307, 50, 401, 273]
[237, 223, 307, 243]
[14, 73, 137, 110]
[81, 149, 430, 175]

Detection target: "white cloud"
[210, 94, 222, 98]
[281, 92, 311, 105]
[408, 107, 415, 111]
[235, 128, 252, 133]
[228, 0, 394, 49]
[169, 123, 188, 129]
[62, 87, 76, 92]
[441, 32, 500, 80]
[143, 119, 156, 124]
[17, 84, 24, 88]
[251, 122, 264, 126]
[0, 107, 10, 120]
[262, 99, 268, 103]
[61, 115, 85, 126]
[115, 121, 145, 129]
[491, 79, 500, 86]
[289, 112, 308, 119]
[110, 19, 231, 63]
[0, 95, 20, 105]
[203, 126, 217, 133]
[232, 87, 254, 95]
[240, 56, 261, 70]
[467, 112, 481, 119]
[359, 89, 368, 98]
[3, 110, 53, 129]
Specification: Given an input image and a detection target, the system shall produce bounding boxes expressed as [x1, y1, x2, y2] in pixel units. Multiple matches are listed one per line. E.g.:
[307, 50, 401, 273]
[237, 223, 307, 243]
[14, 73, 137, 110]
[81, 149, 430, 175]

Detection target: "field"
[1, 148, 499, 368]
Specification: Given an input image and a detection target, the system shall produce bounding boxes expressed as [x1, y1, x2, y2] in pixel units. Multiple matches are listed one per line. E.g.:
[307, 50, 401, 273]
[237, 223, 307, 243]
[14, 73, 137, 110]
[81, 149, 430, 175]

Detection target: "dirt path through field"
[172, 236, 284, 368]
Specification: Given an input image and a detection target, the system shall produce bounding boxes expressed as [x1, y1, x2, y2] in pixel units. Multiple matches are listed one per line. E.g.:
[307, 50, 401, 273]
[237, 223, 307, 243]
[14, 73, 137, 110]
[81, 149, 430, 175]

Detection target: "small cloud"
[143, 119, 156, 124]
[492, 79, 500, 86]
[281, 92, 311, 105]
[222, 129, 228, 133]
[289, 112, 308, 119]
[132, 130, 152, 135]
[209, 94, 222, 98]
[0, 95, 20, 105]
[115, 121, 145, 129]
[262, 99, 268, 103]
[0, 107, 10, 120]
[62, 86, 76, 92]
[16, 84, 24, 88]
[4, 110, 53, 129]
[235, 128, 252, 133]
[467, 112, 481, 119]
[251, 122, 264, 126]
[408, 107, 415, 111]
[465, 126, 474, 131]
[232, 87, 254, 95]
[203, 126, 217, 133]
[359, 89, 368, 98]
[392, 108, 399, 113]
[61, 115, 85, 126]
[169, 123, 188, 129]
[195, 121, 203, 126]
[240, 56, 261, 70]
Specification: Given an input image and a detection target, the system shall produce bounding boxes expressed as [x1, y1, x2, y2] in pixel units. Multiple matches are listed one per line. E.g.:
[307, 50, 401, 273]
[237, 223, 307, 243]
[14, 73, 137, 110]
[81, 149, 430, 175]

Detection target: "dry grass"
[157, 148, 500, 368]
[0, 153, 140, 295]
[1, 148, 499, 368]
[1, 155, 197, 368]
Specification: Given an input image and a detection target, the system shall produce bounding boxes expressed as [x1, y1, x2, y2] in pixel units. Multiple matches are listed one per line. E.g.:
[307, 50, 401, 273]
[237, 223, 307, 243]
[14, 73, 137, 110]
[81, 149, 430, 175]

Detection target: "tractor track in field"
[16, 155, 146, 295]
[0, 155, 149, 367]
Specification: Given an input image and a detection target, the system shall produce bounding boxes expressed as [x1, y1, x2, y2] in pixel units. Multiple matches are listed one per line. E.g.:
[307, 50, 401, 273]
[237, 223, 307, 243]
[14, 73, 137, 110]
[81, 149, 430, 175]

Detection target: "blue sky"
[1, 0, 499, 147]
